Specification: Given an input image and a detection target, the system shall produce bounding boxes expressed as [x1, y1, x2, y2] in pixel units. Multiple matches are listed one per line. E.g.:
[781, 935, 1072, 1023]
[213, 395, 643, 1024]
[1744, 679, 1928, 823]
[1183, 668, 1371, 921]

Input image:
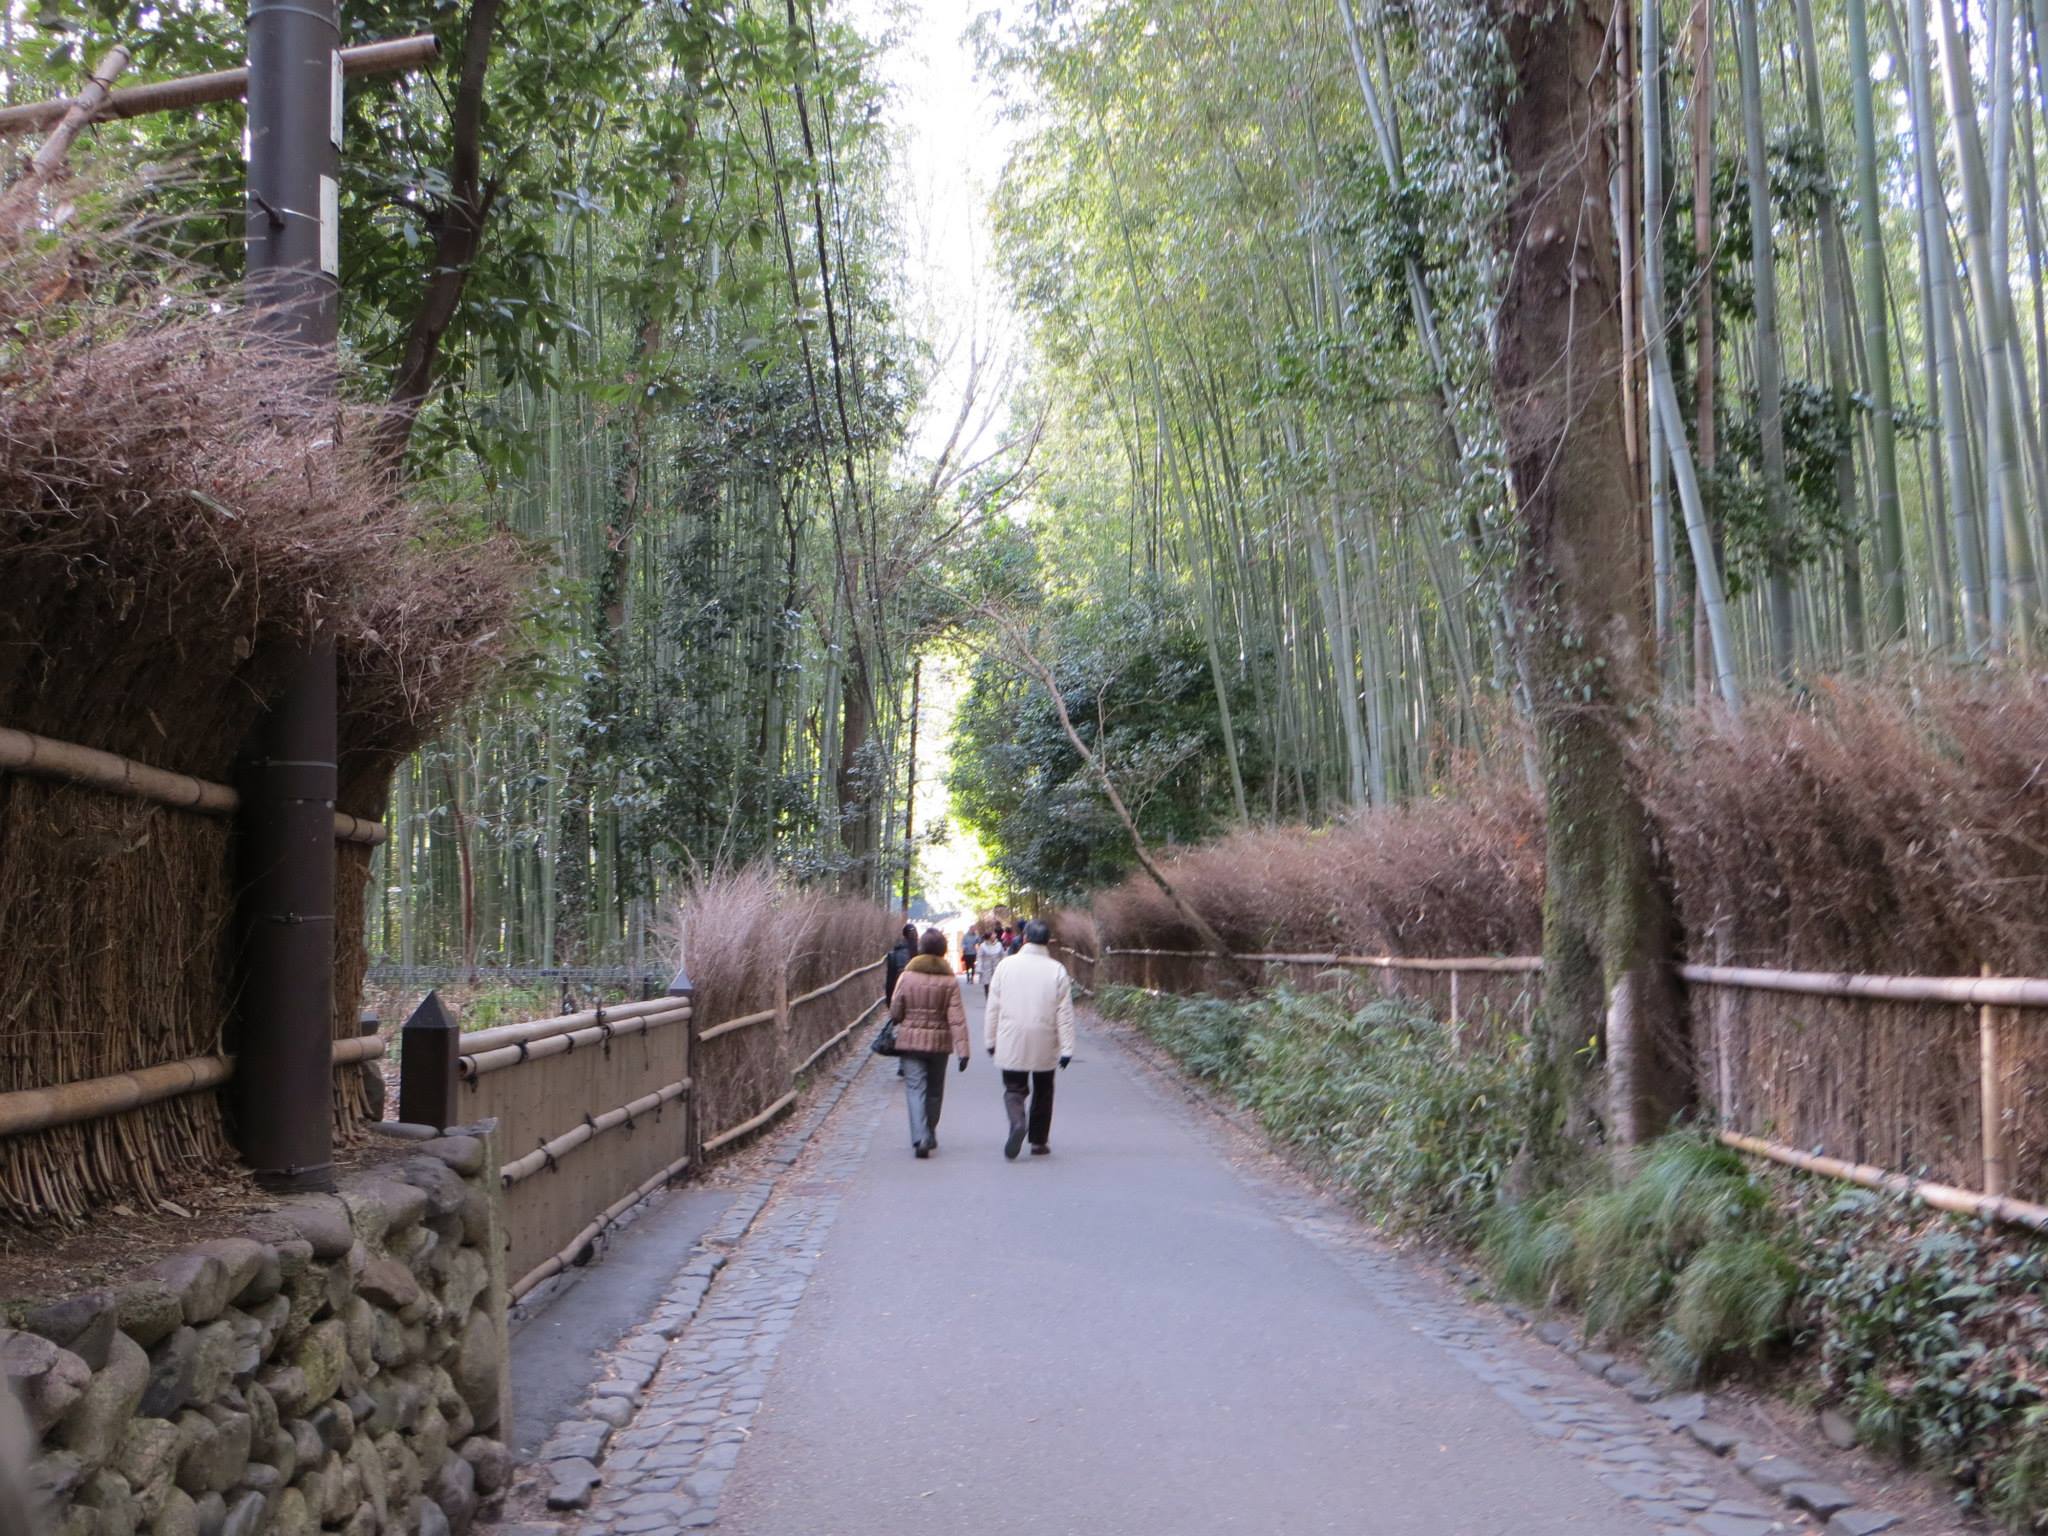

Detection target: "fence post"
[398, 991, 459, 1130]
[1981, 965, 2009, 1197]
[670, 964, 699, 1171]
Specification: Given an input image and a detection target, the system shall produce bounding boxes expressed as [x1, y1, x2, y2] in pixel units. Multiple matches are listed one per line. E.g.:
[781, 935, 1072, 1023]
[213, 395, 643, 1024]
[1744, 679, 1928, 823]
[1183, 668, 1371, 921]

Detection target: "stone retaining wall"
[4, 1120, 512, 1536]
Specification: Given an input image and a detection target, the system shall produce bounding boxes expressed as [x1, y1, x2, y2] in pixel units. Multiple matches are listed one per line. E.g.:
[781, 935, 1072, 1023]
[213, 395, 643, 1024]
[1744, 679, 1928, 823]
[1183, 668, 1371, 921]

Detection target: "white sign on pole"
[330, 51, 344, 148]
[319, 174, 339, 277]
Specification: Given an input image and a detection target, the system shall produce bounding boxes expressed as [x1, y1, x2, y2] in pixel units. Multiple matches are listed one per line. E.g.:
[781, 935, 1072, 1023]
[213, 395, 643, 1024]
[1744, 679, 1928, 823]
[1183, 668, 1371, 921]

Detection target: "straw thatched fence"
[395, 958, 886, 1302]
[0, 727, 393, 1223]
[1080, 945, 2048, 1233]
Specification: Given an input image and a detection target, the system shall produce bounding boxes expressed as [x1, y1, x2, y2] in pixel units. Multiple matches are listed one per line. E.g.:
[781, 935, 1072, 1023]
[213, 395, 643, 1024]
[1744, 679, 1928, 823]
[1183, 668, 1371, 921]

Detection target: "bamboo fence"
[436, 958, 885, 1300]
[1086, 945, 2047, 1231]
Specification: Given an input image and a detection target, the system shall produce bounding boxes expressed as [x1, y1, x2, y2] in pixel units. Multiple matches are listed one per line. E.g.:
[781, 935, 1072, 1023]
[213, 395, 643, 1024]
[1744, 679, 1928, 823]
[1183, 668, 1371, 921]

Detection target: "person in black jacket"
[884, 922, 917, 1002]
[883, 923, 916, 1078]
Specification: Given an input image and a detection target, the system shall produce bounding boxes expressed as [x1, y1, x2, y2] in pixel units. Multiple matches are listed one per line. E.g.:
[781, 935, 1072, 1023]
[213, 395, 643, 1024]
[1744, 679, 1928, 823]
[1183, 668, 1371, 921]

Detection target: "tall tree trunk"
[1495, 0, 1689, 1147]
[374, 0, 505, 471]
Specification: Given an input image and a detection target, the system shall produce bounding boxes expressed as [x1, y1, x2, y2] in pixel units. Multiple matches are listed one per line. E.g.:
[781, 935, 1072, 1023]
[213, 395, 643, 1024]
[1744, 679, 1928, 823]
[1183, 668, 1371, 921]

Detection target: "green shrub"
[1798, 1189, 2048, 1520]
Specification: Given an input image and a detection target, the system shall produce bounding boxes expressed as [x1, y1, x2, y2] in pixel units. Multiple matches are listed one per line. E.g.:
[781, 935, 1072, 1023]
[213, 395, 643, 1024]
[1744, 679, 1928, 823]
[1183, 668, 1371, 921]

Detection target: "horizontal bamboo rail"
[508, 1148, 693, 1302]
[457, 993, 683, 1056]
[1678, 962, 2048, 1008]
[458, 1004, 690, 1079]
[499, 1079, 690, 1186]
[0, 1033, 385, 1137]
[696, 1007, 776, 1043]
[0, 34, 442, 135]
[790, 958, 885, 1009]
[702, 1090, 797, 1155]
[792, 998, 883, 1077]
[0, 726, 386, 844]
[1718, 1131, 2048, 1234]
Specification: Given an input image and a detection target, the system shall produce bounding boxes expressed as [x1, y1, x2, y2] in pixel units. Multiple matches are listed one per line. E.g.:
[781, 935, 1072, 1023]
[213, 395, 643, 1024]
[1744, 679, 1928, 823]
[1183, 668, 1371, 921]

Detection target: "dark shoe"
[914, 1142, 930, 1159]
[1030, 1144, 1050, 1156]
[1004, 1124, 1025, 1160]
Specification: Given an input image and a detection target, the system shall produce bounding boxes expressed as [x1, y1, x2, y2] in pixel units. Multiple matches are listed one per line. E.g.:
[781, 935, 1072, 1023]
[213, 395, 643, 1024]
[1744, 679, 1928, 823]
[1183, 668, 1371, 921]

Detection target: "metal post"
[399, 992, 460, 1131]
[231, 0, 342, 1191]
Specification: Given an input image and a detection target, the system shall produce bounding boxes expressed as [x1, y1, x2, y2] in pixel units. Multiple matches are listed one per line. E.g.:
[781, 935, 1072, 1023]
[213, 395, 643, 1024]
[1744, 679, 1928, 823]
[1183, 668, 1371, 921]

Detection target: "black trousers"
[1001, 1068, 1056, 1147]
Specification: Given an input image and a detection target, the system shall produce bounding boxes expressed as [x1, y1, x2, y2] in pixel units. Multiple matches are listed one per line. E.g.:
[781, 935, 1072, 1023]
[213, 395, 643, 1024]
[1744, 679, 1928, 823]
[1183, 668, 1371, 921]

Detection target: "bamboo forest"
[24, 0, 2048, 1527]
[6, 0, 2044, 956]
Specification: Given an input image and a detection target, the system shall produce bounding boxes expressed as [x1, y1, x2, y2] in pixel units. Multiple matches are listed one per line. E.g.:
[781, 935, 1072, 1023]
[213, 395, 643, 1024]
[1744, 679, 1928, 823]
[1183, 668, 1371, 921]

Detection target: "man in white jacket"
[983, 919, 1077, 1159]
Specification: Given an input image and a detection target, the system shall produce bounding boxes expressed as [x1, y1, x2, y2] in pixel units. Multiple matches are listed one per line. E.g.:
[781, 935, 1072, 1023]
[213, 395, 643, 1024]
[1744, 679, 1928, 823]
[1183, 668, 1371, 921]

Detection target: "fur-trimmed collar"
[906, 953, 953, 975]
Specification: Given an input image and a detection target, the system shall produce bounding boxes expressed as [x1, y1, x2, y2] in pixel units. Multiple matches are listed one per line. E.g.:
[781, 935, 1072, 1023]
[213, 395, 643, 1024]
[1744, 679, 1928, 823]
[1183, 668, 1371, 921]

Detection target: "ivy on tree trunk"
[1491, 0, 1689, 1150]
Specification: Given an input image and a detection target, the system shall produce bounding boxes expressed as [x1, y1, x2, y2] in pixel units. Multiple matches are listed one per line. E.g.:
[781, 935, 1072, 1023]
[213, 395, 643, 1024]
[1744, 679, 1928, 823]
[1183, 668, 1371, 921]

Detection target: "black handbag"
[870, 1015, 900, 1057]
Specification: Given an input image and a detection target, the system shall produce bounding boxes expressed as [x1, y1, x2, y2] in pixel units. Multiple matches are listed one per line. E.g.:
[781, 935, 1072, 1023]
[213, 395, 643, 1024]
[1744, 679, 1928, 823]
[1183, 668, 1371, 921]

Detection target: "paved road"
[683, 982, 1689, 1536]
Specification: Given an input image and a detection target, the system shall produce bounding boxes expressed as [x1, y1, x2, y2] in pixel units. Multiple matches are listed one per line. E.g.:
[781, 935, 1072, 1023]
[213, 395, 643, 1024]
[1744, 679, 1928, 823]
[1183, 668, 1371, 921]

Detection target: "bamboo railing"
[0, 725, 387, 844]
[0, 1034, 385, 1138]
[396, 956, 886, 1301]
[1083, 944, 2047, 1232]
[0, 33, 441, 135]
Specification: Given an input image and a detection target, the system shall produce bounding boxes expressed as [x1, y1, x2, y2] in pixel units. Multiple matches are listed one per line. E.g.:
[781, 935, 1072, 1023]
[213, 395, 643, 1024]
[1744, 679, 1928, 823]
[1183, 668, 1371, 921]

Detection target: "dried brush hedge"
[660, 867, 898, 1144]
[1094, 673, 2048, 1189]
[1092, 759, 1545, 960]
[0, 207, 529, 1227]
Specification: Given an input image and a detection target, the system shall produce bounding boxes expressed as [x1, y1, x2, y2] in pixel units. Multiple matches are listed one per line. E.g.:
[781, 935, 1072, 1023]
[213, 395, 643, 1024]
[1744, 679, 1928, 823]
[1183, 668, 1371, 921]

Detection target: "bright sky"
[852, 0, 1028, 915]
[854, 0, 1024, 462]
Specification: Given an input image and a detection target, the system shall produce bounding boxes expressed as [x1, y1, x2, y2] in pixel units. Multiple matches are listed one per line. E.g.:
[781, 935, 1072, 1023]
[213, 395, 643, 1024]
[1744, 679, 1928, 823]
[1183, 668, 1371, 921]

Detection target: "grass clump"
[1482, 1135, 1797, 1382]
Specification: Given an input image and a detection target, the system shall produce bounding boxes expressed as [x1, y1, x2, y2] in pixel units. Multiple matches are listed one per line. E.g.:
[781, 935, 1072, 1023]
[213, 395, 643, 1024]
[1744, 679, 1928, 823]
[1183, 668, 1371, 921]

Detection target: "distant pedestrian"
[1004, 924, 1024, 956]
[974, 930, 1003, 989]
[984, 919, 1076, 1159]
[889, 927, 969, 1158]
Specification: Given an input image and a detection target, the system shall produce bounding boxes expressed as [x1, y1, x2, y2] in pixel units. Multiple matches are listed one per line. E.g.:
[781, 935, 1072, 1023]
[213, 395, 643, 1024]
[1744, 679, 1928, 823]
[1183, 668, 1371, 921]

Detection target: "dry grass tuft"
[660, 867, 899, 1144]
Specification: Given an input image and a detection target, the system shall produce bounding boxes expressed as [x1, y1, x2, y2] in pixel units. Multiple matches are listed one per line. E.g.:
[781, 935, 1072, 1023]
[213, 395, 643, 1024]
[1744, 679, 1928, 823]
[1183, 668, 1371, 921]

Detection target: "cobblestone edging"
[1104, 1019, 1910, 1536]
[493, 1043, 878, 1534]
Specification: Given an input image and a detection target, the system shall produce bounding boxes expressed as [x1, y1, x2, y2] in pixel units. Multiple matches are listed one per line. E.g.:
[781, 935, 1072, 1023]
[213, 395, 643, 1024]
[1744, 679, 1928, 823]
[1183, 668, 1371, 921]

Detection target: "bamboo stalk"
[459, 1005, 690, 1078]
[0, 43, 131, 236]
[0, 1036, 385, 1137]
[0, 726, 386, 844]
[1982, 964, 2010, 1197]
[0, 35, 442, 136]
[499, 1078, 690, 1185]
[1718, 1130, 2048, 1232]
[701, 1089, 798, 1155]
[457, 993, 686, 1056]
[508, 1147, 693, 1302]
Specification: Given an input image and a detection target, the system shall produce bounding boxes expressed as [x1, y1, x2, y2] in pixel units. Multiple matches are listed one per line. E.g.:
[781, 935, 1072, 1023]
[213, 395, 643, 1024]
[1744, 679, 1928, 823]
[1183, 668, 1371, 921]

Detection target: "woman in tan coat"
[890, 927, 970, 1157]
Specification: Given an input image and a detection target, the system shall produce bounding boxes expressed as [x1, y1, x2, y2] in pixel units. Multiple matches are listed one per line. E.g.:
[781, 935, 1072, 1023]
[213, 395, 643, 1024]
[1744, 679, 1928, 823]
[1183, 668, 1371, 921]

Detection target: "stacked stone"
[4, 1123, 514, 1536]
